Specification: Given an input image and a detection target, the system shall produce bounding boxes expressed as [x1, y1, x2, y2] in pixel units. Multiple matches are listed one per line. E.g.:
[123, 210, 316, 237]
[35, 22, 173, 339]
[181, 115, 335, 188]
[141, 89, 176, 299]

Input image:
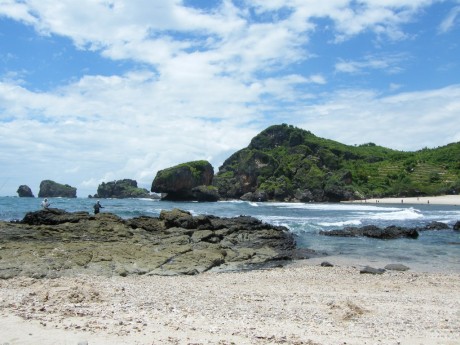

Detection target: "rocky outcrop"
[213, 125, 358, 202]
[0, 208, 296, 279]
[213, 124, 460, 201]
[93, 179, 153, 198]
[151, 160, 218, 201]
[320, 225, 419, 239]
[454, 221, 460, 231]
[38, 180, 77, 198]
[16, 185, 34, 197]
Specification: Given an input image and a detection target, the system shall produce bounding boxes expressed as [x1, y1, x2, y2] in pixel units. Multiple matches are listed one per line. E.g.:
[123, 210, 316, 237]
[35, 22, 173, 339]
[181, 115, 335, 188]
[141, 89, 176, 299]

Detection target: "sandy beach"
[1, 261, 459, 345]
[343, 194, 460, 206]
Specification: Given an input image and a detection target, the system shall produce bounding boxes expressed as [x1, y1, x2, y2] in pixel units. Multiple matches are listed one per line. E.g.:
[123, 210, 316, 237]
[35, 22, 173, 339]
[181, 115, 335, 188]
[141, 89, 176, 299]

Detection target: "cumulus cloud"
[0, 0, 457, 197]
[296, 85, 460, 150]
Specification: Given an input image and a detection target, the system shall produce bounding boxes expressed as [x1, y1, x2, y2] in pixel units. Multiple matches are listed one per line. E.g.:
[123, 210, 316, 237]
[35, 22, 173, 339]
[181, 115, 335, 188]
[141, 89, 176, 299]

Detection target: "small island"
[91, 179, 155, 199]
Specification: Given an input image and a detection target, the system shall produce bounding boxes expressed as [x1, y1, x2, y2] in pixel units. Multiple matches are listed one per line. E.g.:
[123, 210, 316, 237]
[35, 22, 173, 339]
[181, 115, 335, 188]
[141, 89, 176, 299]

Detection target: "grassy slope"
[215, 124, 460, 200]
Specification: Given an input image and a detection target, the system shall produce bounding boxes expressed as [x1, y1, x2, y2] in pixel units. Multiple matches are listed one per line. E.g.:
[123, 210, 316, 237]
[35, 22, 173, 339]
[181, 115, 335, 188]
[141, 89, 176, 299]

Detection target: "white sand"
[1, 263, 459, 345]
[343, 194, 460, 206]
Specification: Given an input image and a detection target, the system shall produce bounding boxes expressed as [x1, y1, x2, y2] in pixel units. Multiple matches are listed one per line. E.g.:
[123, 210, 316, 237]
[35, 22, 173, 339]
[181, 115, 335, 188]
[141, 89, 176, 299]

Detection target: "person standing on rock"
[41, 198, 50, 209]
[93, 200, 103, 214]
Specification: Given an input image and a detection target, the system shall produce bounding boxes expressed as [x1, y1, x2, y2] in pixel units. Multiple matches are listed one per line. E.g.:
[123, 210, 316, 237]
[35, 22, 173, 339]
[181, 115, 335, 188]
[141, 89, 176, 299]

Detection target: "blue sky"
[1, 0, 459, 197]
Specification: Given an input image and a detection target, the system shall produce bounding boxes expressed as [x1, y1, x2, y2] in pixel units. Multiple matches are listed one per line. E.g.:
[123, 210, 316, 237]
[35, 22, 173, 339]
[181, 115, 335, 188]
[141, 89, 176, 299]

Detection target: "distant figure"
[93, 200, 103, 214]
[41, 198, 50, 209]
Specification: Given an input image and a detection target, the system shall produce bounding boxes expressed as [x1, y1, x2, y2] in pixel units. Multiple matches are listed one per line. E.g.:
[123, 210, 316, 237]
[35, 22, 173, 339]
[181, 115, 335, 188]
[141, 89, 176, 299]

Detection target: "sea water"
[1, 196, 459, 272]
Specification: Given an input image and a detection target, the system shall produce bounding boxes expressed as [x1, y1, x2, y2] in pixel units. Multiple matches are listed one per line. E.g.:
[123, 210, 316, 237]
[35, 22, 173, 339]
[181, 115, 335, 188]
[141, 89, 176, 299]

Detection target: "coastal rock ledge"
[0, 208, 296, 279]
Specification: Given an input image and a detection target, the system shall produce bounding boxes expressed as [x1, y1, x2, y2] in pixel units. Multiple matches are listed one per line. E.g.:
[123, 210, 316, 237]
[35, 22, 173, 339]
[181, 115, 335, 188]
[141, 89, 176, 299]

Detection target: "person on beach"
[41, 198, 50, 209]
[93, 200, 103, 214]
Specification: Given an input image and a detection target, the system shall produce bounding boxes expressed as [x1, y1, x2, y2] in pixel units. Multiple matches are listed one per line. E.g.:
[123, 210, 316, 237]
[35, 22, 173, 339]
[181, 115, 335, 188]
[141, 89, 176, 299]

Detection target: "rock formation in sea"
[320, 225, 420, 239]
[151, 160, 219, 201]
[454, 221, 460, 231]
[16, 185, 34, 197]
[38, 180, 77, 198]
[93, 179, 154, 198]
[0, 208, 297, 279]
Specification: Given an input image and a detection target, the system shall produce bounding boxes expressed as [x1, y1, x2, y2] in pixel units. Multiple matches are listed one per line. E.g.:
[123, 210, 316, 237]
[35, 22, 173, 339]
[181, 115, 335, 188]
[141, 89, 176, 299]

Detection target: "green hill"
[213, 124, 460, 202]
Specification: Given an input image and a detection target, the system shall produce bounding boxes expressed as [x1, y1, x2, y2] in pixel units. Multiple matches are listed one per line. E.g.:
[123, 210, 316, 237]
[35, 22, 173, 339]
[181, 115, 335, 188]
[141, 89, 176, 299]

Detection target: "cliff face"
[213, 124, 460, 201]
[38, 180, 77, 198]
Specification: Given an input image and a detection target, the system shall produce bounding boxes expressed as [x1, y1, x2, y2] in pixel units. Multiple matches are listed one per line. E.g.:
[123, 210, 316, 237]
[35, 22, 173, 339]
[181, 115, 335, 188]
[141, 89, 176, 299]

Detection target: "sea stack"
[17, 185, 34, 197]
[38, 180, 77, 198]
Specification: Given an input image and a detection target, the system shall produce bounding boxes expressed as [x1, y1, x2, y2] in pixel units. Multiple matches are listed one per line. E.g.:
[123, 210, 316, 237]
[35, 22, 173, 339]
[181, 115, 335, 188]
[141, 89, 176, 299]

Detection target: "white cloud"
[0, 0, 456, 197]
[296, 85, 460, 150]
[439, 5, 460, 33]
[335, 54, 408, 74]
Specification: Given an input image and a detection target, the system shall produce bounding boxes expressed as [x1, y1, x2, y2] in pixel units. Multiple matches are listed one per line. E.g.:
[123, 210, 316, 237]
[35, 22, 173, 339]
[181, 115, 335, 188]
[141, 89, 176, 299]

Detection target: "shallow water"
[1, 197, 459, 272]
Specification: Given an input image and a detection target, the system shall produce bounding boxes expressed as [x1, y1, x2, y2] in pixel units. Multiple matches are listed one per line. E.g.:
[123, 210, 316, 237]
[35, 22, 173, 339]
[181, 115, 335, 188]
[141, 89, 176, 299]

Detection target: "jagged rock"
[454, 221, 460, 231]
[151, 160, 217, 201]
[94, 179, 152, 198]
[422, 221, 450, 231]
[0, 208, 296, 279]
[17, 185, 34, 197]
[320, 225, 419, 239]
[191, 185, 220, 202]
[38, 180, 77, 198]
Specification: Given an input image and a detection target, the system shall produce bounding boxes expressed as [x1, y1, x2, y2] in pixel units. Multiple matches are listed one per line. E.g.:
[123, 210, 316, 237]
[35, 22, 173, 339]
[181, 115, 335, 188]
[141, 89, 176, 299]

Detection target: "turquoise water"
[1, 197, 459, 272]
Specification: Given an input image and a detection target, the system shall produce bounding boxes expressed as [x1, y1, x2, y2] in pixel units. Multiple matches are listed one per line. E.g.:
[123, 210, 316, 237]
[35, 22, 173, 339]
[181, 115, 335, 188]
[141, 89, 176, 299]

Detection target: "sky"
[0, 0, 459, 197]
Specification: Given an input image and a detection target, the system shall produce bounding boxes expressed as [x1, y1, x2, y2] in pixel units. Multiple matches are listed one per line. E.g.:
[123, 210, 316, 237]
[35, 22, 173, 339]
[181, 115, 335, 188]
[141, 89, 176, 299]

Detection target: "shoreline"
[342, 194, 460, 206]
[1, 263, 459, 345]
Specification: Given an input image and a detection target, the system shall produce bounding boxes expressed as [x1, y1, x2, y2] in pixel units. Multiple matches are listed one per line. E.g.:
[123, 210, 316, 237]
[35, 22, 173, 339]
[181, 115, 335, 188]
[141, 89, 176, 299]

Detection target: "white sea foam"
[367, 207, 423, 221]
[264, 202, 399, 212]
[318, 219, 363, 227]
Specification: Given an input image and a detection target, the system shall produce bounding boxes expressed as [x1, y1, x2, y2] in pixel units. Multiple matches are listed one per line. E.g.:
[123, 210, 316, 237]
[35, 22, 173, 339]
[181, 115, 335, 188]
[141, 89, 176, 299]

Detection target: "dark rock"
[21, 208, 90, 225]
[0, 208, 296, 278]
[294, 189, 314, 202]
[360, 266, 385, 274]
[454, 221, 460, 231]
[422, 221, 450, 231]
[94, 179, 152, 198]
[38, 180, 77, 198]
[320, 225, 419, 239]
[17, 185, 34, 197]
[152, 160, 216, 201]
[384, 264, 410, 271]
[191, 185, 220, 202]
[321, 261, 334, 267]
[241, 190, 268, 202]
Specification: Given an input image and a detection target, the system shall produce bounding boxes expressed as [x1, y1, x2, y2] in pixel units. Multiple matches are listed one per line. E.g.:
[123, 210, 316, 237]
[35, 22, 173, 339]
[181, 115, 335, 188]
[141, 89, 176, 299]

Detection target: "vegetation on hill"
[214, 124, 460, 201]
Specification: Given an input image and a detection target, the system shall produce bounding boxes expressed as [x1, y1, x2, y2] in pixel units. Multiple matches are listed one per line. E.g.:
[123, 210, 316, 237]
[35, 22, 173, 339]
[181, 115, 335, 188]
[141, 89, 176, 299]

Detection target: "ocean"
[1, 196, 459, 272]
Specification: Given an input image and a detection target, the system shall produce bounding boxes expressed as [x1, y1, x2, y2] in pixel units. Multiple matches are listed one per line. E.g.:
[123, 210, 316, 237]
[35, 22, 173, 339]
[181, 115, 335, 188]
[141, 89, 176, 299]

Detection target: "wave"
[263, 202, 400, 212]
[318, 219, 363, 227]
[367, 207, 423, 221]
